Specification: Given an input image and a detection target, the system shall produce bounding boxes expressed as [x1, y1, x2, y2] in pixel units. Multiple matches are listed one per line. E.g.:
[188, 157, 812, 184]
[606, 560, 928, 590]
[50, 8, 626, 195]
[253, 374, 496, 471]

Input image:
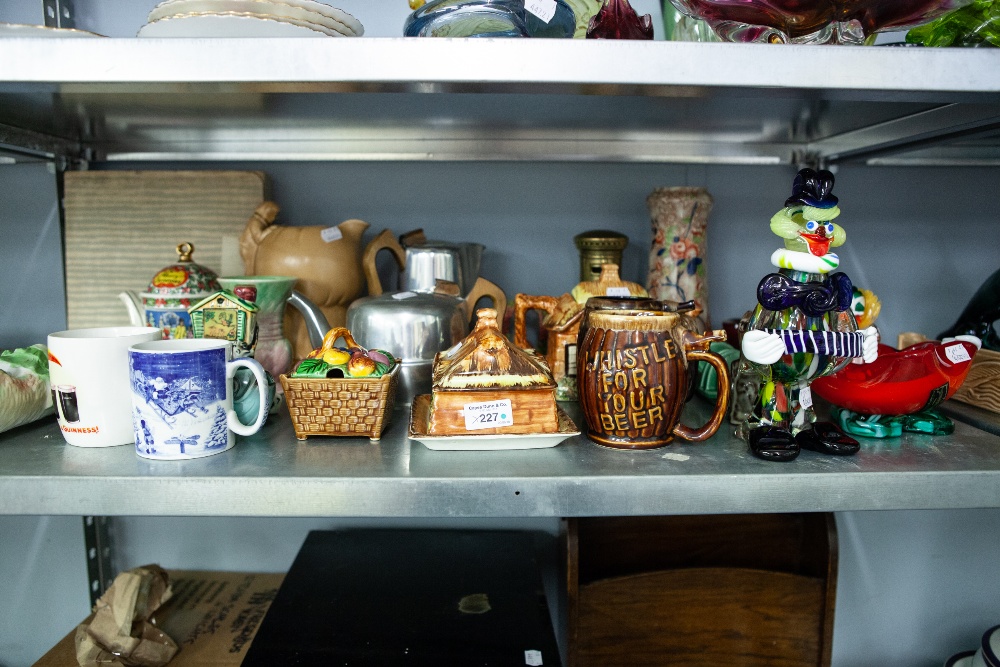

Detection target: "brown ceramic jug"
[578, 310, 730, 449]
[240, 201, 377, 361]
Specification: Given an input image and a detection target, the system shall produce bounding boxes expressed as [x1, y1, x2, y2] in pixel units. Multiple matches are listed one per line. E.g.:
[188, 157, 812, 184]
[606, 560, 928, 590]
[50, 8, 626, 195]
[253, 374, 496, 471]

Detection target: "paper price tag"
[524, 650, 544, 666]
[798, 386, 813, 409]
[945, 344, 972, 364]
[464, 399, 513, 430]
[392, 291, 418, 300]
[524, 0, 556, 23]
[605, 287, 631, 297]
[321, 226, 343, 243]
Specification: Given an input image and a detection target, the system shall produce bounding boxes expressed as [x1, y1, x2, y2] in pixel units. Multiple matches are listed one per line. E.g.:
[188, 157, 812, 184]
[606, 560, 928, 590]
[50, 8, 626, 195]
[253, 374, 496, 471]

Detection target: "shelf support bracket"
[83, 516, 114, 607]
[42, 0, 75, 29]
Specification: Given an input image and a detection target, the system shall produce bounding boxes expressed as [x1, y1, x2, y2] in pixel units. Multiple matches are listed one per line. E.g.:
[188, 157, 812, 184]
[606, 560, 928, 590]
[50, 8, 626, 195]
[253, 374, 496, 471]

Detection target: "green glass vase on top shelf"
[907, 0, 1000, 46]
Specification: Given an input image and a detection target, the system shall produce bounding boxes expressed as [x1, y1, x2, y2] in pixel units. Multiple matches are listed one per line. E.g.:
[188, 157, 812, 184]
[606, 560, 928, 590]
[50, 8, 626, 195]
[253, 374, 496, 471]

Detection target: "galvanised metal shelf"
[2, 399, 998, 517]
[0, 38, 998, 164]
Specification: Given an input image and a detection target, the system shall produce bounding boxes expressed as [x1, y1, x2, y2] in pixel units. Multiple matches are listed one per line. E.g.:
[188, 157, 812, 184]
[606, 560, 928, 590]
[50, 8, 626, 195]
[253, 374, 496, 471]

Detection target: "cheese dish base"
[408, 394, 580, 451]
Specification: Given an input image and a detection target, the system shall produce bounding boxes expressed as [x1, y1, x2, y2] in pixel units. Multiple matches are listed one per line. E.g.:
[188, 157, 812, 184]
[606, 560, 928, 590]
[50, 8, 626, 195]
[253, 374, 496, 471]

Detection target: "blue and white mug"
[128, 339, 268, 460]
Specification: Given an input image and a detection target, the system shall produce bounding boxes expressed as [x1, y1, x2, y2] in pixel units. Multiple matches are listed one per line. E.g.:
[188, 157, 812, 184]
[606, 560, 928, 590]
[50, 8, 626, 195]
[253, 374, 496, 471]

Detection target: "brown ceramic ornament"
[578, 310, 730, 449]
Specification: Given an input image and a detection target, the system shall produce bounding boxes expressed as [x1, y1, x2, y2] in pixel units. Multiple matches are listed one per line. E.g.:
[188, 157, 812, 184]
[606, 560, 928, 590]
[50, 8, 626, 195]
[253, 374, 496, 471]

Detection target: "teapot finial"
[177, 242, 194, 263]
[473, 308, 499, 331]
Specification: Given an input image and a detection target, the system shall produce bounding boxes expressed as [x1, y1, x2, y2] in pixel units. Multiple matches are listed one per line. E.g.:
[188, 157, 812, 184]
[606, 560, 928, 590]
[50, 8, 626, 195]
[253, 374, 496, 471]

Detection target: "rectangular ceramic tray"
[408, 394, 580, 451]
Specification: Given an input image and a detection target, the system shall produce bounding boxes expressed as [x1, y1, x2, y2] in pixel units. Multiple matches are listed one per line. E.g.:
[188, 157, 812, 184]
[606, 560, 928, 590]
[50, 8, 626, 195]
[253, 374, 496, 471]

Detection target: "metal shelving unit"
[0, 38, 998, 165]
[1, 38, 999, 521]
[2, 401, 999, 517]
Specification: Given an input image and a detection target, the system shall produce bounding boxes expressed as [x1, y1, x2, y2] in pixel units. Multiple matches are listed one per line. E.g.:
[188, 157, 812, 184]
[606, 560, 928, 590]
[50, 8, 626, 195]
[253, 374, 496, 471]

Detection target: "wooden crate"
[566, 514, 838, 667]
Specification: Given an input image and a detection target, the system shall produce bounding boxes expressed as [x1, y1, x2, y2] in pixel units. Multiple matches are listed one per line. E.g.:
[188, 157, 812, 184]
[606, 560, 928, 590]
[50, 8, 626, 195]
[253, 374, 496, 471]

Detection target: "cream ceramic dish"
[138, 12, 345, 37]
[148, 0, 362, 35]
[147, 0, 362, 35]
[0, 23, 105, 37]
[408, 394, 580, 451]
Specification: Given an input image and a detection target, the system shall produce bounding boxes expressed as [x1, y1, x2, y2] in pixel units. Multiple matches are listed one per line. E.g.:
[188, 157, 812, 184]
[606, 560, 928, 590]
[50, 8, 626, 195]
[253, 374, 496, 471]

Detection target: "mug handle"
[226, 357, 269, 436]
[673, 349, 731, 443]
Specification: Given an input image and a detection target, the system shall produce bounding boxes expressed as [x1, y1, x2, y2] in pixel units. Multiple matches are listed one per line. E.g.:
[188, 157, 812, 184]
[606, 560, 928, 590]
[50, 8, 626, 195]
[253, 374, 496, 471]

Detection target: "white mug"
[128, 339, 268, 460]
[47, 327, 163, 447]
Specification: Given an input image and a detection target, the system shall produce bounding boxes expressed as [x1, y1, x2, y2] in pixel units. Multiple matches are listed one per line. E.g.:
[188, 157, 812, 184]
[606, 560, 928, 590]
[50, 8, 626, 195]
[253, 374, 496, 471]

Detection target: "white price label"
[605, 287, 631, 297]
[945, 344, 972, 364]
[525, 650, 544, 666]
[524, 0, 556, 23]
[464, 399, 514, 430]
[320, 226, 343, 243]
[392, 291, 418, 300]
[798, 386, 813, 409]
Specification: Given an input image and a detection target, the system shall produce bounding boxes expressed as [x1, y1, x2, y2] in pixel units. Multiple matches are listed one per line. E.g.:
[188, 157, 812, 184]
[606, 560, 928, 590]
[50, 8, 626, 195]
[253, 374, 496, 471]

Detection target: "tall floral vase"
[646, 187, 712, 331]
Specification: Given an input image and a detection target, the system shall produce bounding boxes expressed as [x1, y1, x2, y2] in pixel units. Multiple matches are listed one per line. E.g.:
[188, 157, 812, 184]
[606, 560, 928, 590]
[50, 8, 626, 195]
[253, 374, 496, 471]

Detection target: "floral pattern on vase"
[647, 187, 712, 331]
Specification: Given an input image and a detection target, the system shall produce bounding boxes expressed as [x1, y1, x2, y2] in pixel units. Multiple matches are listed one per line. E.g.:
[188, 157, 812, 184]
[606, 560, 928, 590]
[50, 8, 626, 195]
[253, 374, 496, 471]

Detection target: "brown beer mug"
[578, 310, 731, 449]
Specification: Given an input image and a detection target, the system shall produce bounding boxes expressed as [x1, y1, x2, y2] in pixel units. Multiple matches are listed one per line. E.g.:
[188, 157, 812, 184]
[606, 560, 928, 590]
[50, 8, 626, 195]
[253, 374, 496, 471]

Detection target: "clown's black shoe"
[749, 426, 799, 462]
[795, 421, 860, 456]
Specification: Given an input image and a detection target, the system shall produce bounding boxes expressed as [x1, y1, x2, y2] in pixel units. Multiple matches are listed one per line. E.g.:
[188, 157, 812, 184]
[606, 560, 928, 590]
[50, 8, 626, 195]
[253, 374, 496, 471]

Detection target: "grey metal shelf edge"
[2, 400, 999, 517]
[0, 39, 999, 164]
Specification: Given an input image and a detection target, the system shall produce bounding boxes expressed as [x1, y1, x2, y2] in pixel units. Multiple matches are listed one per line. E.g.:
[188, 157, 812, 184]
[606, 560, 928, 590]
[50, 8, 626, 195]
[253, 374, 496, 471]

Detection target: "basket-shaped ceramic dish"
[279, 364, 399, 441]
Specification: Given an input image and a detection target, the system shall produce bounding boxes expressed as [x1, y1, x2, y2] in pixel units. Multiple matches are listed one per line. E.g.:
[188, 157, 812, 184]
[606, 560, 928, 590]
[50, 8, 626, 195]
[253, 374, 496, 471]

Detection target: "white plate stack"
[139, 0, 364, 37]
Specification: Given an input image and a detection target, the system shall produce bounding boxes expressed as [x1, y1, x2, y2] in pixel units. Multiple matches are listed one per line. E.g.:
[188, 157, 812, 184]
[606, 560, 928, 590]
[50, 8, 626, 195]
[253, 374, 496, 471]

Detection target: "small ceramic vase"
[647, 187, 712, 331]
[218, 276, 298, 377]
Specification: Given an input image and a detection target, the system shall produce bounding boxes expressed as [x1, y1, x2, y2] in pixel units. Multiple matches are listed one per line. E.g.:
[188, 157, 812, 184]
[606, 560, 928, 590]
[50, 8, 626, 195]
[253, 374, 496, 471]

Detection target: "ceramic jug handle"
[226, 357, 269, 437]
[512, 294, 559, 349]
[673, 349, 731, 443]
[465, 277, 508, 323]
[362, 228, 407, 297]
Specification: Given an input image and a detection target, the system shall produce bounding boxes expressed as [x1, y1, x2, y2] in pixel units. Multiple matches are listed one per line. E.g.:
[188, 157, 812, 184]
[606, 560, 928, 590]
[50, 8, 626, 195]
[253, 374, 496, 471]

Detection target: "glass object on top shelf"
[586, 0, 654, 38]
[906, 0, 1000, 46]
[665, 0, 974, 44]
[404, 0, 576, 37]
[661, 1, 719, 41]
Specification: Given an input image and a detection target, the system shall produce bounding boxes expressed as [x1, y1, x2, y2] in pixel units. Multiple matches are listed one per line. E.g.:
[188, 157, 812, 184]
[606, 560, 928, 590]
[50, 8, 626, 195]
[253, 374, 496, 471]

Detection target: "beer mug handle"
[673, 349, 731, 443]
[225, 357, 269, 436]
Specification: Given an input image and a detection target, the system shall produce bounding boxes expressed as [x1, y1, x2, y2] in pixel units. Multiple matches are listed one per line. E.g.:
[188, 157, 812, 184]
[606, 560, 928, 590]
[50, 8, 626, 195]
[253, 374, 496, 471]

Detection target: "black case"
[242, 529, 562, 666]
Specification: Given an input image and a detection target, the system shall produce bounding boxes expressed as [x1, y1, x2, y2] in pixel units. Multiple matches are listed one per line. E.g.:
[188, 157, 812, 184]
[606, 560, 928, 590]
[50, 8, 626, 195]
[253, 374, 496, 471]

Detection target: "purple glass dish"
[665, 0, 974, 44]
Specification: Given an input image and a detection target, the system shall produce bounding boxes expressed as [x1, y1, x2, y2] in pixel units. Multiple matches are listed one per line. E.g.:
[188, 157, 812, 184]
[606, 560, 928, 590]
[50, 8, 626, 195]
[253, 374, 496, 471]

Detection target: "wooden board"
[63, 171, 267, 329]
[575, 568, 824, 667]
[567, 514, 837, 667]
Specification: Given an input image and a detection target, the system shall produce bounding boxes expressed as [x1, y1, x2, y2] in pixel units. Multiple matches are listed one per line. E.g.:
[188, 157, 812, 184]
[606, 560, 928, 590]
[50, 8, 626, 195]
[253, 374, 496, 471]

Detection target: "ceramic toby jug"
[240, 201, 371, 361]
[578, 309, 730, 449]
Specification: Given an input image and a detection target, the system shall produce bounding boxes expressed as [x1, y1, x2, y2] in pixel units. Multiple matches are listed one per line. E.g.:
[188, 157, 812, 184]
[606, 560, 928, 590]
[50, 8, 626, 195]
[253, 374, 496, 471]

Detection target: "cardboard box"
[34, 571, 283, 667]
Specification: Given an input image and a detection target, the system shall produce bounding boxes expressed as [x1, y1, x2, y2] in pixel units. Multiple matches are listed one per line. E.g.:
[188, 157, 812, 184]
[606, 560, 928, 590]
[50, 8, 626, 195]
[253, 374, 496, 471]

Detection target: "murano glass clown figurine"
[737, 168, 879, 462]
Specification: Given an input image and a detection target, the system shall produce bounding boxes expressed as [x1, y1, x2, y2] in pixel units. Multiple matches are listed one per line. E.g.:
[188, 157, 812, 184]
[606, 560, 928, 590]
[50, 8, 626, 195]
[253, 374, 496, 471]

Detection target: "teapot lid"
[145, 242, 222, 299]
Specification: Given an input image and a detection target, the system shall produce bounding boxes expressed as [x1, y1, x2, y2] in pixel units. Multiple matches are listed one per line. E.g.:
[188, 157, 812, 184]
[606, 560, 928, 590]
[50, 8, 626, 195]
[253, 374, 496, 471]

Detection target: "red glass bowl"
[811, 339, 978, 415]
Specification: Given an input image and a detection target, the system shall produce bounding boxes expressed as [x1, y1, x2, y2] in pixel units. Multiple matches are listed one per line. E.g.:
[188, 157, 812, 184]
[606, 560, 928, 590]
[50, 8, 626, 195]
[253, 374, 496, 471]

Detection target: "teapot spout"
[288, 291, 331, 350]
[118, 291, 144, 327]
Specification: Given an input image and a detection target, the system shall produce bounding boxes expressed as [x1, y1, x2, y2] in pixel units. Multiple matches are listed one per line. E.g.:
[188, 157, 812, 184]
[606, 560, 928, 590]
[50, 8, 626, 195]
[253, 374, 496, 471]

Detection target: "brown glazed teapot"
[578, 309, 730, 449]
